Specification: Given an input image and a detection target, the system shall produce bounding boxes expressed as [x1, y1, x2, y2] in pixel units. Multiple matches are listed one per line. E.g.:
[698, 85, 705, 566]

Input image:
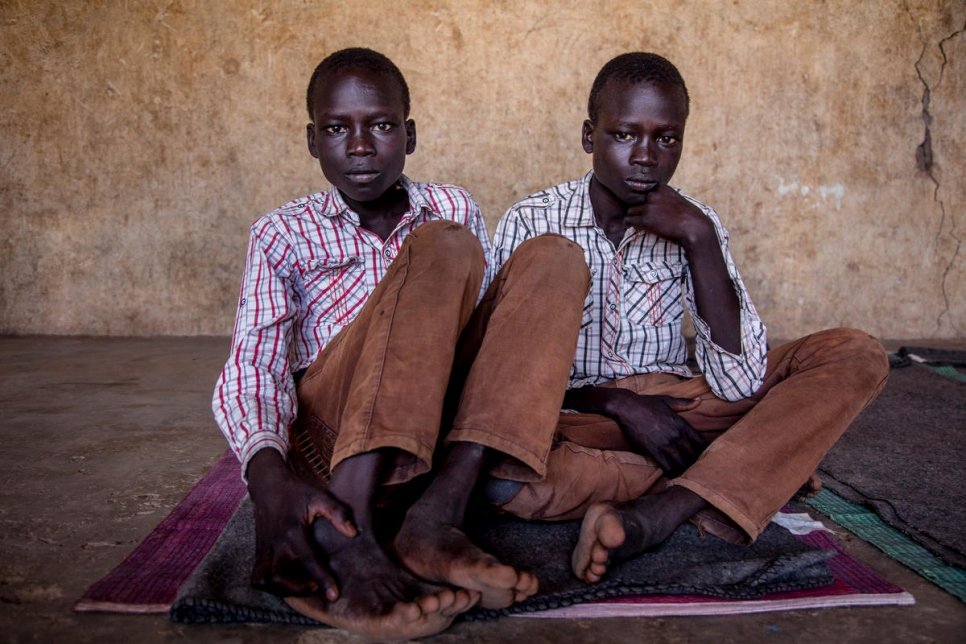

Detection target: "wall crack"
[912, 15, 965, 335]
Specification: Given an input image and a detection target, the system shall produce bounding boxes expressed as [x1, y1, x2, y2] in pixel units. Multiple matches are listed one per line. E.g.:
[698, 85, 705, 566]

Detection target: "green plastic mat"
[807, 488, 966, 602]
[930, 364, 966, 383]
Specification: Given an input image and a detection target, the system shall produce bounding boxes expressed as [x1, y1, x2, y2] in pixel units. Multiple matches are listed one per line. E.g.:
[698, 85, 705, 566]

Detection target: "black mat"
[170, 498, 834, 625]
[818, 350, 966, 568]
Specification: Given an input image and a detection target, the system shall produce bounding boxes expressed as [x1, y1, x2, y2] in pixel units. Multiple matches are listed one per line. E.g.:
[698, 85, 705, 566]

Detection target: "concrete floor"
[0, 336, 963, 643]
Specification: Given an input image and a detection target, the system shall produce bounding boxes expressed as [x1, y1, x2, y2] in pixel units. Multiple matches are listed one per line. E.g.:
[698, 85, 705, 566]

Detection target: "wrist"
[246, 447, 291, 502]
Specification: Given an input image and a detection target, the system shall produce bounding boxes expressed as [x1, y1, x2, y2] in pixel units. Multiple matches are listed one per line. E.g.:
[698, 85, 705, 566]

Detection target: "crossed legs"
[496, 329, 889, 583]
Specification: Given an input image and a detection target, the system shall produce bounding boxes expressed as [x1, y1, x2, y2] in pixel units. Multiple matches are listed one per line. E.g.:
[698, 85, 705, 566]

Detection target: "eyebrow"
[613, 121, 682, 130]
[317, 109, 402, 121]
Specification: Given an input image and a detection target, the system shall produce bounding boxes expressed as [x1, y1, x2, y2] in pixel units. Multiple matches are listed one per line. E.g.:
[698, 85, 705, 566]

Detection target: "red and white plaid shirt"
[493, 173, 767, 401]
[213, 177, 492, 473]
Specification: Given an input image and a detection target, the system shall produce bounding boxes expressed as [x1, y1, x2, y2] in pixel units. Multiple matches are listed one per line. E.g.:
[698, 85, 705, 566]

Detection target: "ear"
[405, 119, 417, 155]
[306, 123, 319, 159]
[581, 120, 594, 154]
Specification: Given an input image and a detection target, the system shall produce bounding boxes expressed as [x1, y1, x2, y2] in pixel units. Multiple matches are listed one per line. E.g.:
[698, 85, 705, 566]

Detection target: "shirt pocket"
[302, 256, 365, 323]
[623, 260, 685, 327]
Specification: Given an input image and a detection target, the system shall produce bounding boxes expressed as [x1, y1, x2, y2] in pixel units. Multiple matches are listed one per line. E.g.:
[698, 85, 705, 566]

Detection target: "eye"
[322, 124, 346, 135]
[658, 135, 679, 146]
[372, 122, 395, 132]
[614, 131, 634, 142]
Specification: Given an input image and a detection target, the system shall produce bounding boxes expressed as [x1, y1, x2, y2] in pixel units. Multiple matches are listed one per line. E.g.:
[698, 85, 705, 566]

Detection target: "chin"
[341, 185, 386, 202]
[622, 192, 649, 207]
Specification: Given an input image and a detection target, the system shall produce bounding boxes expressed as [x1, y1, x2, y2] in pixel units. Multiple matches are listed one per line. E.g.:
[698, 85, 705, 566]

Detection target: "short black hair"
[306, 47, 411, 121]
[587, 52, 689, 123]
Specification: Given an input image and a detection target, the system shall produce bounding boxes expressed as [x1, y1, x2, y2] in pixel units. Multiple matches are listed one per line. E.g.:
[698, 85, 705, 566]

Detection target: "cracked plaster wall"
[1, 0, 963, 338]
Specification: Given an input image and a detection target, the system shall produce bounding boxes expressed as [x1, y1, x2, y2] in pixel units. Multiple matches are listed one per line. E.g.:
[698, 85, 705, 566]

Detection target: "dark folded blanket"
[818, 357, 966, 568]
[171, 498, 834, 625]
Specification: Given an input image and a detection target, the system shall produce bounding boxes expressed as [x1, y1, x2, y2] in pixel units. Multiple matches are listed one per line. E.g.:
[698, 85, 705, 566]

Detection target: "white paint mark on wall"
[818, 184, 845, 209]
[776, 177, 845, 209]
[777, 176, 800, 196]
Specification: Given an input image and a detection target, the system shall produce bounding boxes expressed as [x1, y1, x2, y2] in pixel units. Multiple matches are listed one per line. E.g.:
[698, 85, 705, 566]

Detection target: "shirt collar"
[318, 175, 434, 225]
[563, 171, 597, 228]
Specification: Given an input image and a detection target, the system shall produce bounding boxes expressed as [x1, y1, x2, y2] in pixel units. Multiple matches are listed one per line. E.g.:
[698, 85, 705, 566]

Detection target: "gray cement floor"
[0, 336, 963, 643]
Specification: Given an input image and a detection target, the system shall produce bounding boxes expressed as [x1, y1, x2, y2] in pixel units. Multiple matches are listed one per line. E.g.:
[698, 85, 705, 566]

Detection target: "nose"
[630, 138, 656, 166]
[346, 128, 375, 156]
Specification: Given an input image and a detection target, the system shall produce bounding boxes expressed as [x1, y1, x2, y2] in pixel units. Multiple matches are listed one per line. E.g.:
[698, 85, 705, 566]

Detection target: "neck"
[341, 182, 410, 240]
[588, 176, 630, 246]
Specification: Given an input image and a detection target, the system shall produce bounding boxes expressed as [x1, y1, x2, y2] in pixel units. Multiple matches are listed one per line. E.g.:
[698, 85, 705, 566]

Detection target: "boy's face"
[582, 80, 688, 206]
[306, 68, 415, 204]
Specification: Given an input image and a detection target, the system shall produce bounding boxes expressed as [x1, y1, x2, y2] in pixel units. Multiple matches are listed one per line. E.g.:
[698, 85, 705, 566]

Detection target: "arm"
[563, 385, 706, 477]
[212, 220, 354, 598]
[625, 185, 739, 352]
[626, 187, 767, 400]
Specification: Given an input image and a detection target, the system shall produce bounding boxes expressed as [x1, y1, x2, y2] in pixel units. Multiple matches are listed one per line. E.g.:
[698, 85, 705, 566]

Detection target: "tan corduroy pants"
[290, 220, 590, 488]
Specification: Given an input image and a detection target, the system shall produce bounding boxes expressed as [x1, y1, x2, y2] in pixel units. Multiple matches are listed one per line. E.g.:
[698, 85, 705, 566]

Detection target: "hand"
[246, 448, 357, 600]
[605, 389, 708, 477]
[624, 184, 713, 250]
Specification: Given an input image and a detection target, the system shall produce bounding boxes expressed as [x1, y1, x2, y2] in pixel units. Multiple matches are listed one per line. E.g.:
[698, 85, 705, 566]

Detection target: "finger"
[295, 548, 340, 601]
[250, 555, 275, 590]
[306, 495, 357, 537]
[662, 396, 700, 412]
[253, 561, 316, 597]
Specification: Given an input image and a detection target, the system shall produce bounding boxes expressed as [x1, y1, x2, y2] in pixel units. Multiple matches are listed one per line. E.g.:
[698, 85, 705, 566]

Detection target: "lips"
[625, 176, 659, 192]
[345, 169, 380, 184]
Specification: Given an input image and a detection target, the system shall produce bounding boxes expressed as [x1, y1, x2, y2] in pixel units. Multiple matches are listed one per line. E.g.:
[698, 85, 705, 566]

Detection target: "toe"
[479, 587, 516, 610]
[518, 572, 539, 598]
[590, 542, 610, 564]
[414, 592, 440, 615]
[442, 589, 479, 617]
[434, 587, 455, 611]
[389, 600, 425, 623]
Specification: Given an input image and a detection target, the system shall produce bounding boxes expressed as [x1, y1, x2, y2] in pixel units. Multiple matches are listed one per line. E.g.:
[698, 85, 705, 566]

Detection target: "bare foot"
[286, 587, 477, 639]
[572, 488, 707, 583]
[572, 503, 628, 584]
[286, 520, 479, 638]
[395, 505, 539, 609]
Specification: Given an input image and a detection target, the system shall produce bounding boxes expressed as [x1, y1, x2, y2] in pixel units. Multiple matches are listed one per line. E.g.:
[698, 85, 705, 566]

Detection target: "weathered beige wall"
[1, 0, 963, 338]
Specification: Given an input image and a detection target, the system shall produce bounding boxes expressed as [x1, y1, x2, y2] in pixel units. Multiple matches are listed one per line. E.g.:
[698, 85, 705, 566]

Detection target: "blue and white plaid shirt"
[493, 173, 767, 402]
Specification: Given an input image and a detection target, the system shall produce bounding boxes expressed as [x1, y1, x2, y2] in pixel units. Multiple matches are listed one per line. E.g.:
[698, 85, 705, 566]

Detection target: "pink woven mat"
[75, 449, 245, 613]
[75, 450, 912, 617]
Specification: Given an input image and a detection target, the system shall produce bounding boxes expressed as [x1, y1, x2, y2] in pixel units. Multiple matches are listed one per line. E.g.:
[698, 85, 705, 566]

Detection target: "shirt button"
[384, 249, 393, 259]
[609, 303, 617, 311]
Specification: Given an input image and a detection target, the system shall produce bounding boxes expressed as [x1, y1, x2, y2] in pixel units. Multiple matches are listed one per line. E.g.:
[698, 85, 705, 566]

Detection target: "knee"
[815, 327, 890, 383]
[408, 220, 484, 272]
[511, 234, 590, 286]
